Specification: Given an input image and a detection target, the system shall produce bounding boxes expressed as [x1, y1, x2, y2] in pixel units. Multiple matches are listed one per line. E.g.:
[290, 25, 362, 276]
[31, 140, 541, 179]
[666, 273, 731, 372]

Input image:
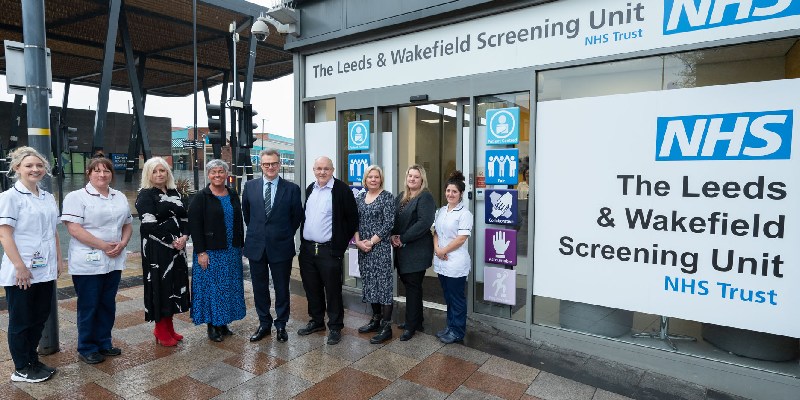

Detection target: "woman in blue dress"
[188, 159, 246, 342]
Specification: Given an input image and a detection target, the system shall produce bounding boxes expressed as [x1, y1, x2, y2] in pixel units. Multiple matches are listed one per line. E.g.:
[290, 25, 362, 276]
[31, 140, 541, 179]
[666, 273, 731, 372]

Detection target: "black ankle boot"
[358, 314, 382, 333]
[207, 324, 222, 342]
[370, 320, 393, 344]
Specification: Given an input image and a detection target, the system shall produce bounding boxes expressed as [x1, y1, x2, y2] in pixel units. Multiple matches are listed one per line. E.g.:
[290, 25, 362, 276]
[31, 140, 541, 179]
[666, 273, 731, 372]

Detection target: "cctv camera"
[252, 19, 270, 42]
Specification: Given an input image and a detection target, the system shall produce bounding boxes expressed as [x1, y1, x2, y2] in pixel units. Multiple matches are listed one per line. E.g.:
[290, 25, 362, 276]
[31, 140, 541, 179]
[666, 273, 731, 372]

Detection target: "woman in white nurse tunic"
[0, 147, 63, 383]
[433, 170, 473, 345]
[61, 157, 132, 365]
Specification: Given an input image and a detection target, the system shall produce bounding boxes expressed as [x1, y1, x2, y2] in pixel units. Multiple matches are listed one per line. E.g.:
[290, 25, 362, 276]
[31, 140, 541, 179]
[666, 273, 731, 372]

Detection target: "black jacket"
[392, 191, 436, 274]
[301, 177, 359, 258]
[188, 185, 244, 253]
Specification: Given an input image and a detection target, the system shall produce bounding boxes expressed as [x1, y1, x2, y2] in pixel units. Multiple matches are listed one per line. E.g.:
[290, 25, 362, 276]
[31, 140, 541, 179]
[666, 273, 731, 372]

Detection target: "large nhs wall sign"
[534, 79, 800, 338]
[656, 110, 793, 161]
[305, 0, 800, 97]
[664, 0, 800, 34]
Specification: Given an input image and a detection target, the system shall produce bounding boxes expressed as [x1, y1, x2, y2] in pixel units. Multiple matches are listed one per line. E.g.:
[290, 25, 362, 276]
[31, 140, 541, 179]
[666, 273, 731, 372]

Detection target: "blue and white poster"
[485, 149, 519, 185]
[485, 189, 518, 225]
[348, 120, 370, 150]
[347, 153, 371, 183]
[486, 107, 519, 145]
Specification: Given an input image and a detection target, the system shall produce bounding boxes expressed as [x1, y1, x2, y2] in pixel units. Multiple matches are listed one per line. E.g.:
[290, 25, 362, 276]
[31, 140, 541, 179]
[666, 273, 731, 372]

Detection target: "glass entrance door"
[396, 101, 466, 306]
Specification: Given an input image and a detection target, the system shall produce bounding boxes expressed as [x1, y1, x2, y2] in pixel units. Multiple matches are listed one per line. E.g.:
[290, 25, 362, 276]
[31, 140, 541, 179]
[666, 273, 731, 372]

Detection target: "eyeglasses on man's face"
[261, 162, 280, 168]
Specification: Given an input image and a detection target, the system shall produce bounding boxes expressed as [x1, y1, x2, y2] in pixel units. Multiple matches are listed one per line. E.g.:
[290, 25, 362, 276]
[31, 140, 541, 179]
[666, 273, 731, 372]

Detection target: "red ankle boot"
[154, 318, 178, 347]
[165, 316, 183, 341]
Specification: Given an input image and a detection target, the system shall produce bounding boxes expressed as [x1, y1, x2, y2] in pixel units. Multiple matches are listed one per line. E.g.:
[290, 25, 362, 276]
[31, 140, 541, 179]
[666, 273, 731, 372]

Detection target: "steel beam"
[92, 0, 122, 154]
[120, 4, 151, 164]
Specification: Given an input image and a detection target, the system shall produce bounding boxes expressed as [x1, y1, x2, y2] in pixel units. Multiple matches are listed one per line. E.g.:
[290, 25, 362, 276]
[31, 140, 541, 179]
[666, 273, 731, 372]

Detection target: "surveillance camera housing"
[251, 19, 270, 42]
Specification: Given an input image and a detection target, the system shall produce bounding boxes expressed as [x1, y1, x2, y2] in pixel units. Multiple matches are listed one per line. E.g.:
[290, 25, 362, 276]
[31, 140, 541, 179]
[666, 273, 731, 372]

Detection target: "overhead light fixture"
[410, 94, 428, 102]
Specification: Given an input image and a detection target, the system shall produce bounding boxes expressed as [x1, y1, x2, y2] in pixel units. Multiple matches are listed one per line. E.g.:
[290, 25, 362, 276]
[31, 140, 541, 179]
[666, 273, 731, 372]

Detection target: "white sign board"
[4, 40, 52, 97]
[533, 79, 800, 338]
[305, 0, 800, 97]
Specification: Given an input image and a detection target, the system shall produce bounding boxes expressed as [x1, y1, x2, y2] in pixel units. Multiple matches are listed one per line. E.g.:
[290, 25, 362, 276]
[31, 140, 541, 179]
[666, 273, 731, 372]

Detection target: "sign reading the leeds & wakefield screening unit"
[348, 120, 370, 150]
[487, 107, 520, 145]
[305, 0, 800, 97]
[534, 79, 800, 338]
[347, 153, 371, 183]
[485, 189, 518, 225]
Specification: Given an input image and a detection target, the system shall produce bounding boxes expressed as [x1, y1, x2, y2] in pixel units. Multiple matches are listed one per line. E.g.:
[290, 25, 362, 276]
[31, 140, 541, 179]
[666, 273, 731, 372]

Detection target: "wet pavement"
[0, 172, 752, 399]
[0, 247, 752, 400]
[0, 249, 640, 400]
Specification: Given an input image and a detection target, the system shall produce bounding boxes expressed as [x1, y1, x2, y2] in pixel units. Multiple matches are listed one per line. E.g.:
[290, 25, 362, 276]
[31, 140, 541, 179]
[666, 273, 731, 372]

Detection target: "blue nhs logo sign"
[663, 0, 800, 34]
[655, 111, 793, 161]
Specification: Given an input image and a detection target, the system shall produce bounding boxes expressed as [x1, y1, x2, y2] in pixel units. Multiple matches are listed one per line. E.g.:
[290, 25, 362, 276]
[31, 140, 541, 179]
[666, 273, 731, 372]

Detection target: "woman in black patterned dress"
[135, 157, 190, 347]
[354, 165, 395, 344]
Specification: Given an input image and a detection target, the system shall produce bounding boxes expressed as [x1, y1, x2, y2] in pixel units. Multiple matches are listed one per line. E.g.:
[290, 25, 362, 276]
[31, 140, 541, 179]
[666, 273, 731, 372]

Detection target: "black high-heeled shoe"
[207, 324, 222, 342]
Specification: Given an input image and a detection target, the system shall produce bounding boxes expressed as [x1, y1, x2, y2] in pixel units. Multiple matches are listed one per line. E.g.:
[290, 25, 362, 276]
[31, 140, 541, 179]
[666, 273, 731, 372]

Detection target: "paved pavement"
[0, 172, 751, 400]
[0, 252, 642, 400]
[0, 250, 754, 400]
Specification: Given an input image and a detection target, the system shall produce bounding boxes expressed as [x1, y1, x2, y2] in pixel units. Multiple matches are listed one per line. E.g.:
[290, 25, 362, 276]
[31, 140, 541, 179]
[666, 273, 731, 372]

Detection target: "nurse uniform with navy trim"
[0, 181, 59, 286]
[61, 183, 133, 274]
[433, 202, 473, 278]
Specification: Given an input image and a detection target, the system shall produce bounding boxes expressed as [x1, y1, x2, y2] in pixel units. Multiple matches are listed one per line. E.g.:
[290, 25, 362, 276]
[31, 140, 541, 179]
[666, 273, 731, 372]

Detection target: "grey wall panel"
[301, 0, 344, 39]
[345, 0, 402, 27]
[344, 0, 458, 28]
[289, 0, 517, 50]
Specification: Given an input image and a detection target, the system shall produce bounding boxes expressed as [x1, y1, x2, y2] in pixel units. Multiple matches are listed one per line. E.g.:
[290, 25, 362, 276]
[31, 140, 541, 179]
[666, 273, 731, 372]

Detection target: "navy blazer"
[242, 176, 303, 263]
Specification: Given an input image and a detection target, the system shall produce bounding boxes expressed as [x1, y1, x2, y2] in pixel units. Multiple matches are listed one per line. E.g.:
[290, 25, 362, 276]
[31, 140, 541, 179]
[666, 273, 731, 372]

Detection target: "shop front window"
[533, 38, 800, 375]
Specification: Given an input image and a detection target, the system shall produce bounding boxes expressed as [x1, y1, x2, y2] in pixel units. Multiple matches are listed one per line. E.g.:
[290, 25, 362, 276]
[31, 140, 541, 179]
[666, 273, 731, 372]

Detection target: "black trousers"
[399, 270, 426, 331]
[5, 281, 54, 370]
[249, 250, 292, 329]
[298, 241, 344, 330]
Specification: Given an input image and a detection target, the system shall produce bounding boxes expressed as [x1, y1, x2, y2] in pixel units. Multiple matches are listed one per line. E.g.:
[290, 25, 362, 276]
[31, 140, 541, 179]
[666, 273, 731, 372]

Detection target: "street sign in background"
[4, 40, 52, 97]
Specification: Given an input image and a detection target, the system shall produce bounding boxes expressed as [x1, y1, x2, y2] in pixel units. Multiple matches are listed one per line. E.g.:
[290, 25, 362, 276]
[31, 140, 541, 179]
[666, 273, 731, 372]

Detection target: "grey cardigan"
[392, 191, 436, 274]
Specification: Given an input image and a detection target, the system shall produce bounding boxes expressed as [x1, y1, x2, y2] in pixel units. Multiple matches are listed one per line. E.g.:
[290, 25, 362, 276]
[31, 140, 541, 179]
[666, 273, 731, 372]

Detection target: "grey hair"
[259, 148, 280, 158]
[6, 146, 52, 179]
[206, 159, 230, 174]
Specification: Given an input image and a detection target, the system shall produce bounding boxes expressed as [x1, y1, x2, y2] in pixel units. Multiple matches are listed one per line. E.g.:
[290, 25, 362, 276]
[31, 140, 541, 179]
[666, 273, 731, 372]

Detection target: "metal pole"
[231, 22, 239, 190]
[192, 0, 199, 190]
[21, 0, 59, 356]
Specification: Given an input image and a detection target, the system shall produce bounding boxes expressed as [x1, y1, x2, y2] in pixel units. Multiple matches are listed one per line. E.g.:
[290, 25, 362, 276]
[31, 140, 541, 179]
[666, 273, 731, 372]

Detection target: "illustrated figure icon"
[493, 270, 508, 298]
[488, 156, 495, 177]
[497, 155, 507, 177]
[495, 114, 509, 135]
[492, 230, 510, 258]
[353, 125, 364, 143]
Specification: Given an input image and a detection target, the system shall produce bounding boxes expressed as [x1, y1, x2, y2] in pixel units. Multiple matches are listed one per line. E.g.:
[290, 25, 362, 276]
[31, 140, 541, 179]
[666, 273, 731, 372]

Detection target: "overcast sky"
[0, 0, 295, 138]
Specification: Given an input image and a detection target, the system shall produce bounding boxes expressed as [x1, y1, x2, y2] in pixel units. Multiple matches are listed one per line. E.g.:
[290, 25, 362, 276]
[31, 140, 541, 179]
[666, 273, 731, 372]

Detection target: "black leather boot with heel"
[370, 320, 393, 344]
[358, 314, 382, 333]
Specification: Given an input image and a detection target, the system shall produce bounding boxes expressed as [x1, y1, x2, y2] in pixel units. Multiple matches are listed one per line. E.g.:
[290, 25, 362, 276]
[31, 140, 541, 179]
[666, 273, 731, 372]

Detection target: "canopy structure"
[1, 0, 293, 182]
[0, 0, 292, 97]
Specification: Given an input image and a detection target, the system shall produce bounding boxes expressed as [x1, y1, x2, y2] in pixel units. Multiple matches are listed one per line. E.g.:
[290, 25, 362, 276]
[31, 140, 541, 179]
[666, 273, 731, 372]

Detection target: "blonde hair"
[6, 146, 51, 179]
[140, 157, 177, 190]
[400, 164, 428, 204]
[361, 165, 384, 189]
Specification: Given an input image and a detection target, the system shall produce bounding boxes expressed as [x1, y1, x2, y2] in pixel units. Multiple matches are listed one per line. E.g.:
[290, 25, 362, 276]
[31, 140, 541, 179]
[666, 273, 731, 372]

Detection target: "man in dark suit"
[242, 149, 303, 343]
[298, 156, 358, 345]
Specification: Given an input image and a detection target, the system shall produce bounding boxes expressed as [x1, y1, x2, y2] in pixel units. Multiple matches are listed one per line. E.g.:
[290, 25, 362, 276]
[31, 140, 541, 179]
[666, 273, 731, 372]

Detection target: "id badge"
[31, 251, 47, 269]
[86, 251, 101, 263]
